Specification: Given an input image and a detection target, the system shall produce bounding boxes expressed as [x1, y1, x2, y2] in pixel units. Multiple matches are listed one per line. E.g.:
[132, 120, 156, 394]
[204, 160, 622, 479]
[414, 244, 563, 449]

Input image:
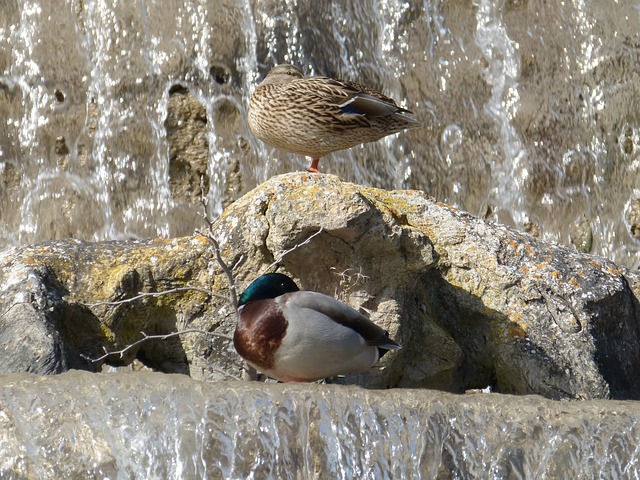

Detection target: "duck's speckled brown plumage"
[248, 64, 421, 172]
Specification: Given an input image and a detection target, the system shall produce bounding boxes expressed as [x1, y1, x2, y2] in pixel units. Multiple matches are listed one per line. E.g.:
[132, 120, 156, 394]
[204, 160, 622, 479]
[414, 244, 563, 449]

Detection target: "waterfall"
[0, 1, 639, 262]
[1, 371, 638, 479]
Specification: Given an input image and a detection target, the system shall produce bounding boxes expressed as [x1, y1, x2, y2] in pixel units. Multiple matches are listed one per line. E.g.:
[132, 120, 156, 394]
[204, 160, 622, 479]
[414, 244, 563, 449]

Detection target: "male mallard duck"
[234, 273, 401, 382]
[248, 64, 421, 173]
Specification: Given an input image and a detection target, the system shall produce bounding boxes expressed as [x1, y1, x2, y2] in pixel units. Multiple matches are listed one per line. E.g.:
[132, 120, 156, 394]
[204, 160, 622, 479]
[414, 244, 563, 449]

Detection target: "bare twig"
[79, 286, 226, 308]
[81, 329, 232, 363]
[264, 227, 324, 273]
[196, 227, 239, 308]
[197, 180, 239, 308]
[197, 177, 253, 380]
[331, 267, 370, 301]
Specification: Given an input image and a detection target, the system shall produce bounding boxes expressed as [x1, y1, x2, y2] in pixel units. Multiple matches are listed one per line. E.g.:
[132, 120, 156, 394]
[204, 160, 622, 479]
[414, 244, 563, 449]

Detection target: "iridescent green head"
[238, 273, 300, 307]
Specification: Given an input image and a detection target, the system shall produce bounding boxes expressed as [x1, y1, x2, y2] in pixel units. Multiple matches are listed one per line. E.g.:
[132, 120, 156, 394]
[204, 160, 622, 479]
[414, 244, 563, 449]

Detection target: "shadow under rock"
[417, 269, 574, 399]
[591, 274, 640, 400]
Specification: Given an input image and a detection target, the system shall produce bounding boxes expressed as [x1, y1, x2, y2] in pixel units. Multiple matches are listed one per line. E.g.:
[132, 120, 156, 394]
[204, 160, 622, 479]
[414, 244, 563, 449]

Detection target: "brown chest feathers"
[234, 299, 288, 370]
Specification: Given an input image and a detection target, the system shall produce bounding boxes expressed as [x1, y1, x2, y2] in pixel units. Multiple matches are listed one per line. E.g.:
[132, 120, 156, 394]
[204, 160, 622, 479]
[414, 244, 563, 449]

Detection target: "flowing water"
[1, 371, 640, 479]
[1, 0, 640, 267]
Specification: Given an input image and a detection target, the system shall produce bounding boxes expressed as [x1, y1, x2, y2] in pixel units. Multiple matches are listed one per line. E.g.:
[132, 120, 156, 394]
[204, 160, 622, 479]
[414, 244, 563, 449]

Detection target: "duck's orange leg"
[308, 158, 320, 173]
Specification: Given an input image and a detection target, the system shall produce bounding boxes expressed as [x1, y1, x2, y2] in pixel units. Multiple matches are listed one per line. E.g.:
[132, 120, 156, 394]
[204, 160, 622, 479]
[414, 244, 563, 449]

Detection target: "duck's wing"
[338, 79, 419, 121]
[340, 92, 415, 118]
[286, 76, 420, 126]
[282, 291, 401, 350]
[336, 80, 419, 126]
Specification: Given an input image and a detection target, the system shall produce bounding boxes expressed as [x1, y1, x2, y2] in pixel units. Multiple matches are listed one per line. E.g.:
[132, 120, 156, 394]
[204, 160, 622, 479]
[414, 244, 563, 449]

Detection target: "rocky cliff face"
[1, 173, 639, 399]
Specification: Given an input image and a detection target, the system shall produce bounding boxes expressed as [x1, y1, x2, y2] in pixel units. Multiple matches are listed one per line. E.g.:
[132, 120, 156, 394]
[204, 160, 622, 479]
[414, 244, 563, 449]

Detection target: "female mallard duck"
[248, 64, 421, 173]
[234, 273, 401, 382]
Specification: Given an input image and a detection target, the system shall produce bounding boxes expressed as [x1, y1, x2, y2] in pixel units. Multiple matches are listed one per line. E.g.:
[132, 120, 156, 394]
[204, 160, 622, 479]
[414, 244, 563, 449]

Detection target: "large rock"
[1, 173, 639, 399]
[1, 371, 639, 479]
[0, 236, 219, 375]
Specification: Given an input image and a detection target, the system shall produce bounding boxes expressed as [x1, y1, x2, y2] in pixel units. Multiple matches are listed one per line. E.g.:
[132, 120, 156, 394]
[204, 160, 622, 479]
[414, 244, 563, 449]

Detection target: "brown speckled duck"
[248, 64, 421, 173]
[234, 273, 400, 382]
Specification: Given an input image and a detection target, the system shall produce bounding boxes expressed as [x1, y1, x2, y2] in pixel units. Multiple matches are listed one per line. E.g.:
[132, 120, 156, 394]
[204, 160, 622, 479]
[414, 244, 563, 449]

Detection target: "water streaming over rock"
[1, 371, 639, 479]
[474, 0, 527, 226]
[1, 1, 640, 267]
